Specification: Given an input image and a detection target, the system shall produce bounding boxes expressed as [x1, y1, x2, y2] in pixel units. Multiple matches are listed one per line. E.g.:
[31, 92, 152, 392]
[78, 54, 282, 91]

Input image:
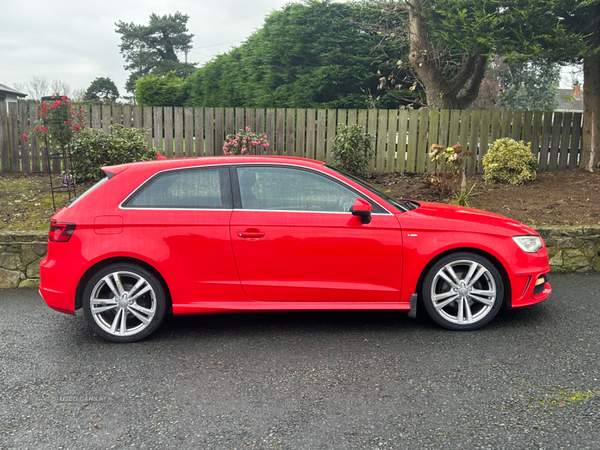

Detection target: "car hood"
[400, 201, 538, 237]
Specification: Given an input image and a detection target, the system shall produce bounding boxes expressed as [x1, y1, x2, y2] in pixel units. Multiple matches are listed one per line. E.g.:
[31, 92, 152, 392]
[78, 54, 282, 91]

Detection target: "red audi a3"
[39, 156, 551, 342]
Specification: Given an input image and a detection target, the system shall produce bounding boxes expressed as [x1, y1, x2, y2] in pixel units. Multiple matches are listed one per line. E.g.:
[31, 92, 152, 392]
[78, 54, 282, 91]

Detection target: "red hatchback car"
[39, 156, 551, 342]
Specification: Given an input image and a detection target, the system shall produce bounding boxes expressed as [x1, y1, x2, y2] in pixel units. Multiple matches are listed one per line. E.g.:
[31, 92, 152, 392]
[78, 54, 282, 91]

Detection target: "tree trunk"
[406, 0, 487, 110]
[580, 52, 600, 172]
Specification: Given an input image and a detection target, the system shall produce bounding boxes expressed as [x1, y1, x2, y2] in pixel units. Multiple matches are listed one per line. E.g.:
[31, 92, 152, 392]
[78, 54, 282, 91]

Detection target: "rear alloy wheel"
[422, 253, 504, 330]
[83, 263, 166, 342]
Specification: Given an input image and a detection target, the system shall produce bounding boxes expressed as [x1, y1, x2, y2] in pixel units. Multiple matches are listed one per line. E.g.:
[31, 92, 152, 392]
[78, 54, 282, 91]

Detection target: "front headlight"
[512, 235, 543, 253]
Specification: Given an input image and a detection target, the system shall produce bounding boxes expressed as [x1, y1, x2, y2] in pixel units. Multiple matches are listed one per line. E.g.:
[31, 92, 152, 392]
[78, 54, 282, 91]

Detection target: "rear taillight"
[48, 222, 76, 242]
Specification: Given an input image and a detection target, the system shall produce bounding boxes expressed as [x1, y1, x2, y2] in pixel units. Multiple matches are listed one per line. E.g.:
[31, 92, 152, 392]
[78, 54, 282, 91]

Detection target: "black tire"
[422, 252, 504, 331]
[82, 263, 166, 342]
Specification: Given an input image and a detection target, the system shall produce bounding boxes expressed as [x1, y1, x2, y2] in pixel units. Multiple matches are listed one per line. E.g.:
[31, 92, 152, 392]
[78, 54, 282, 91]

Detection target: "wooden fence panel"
[276, 108, 285, 156]
[102, 105, 111, 133]
[214, 108, 224, 156]
[8, 102, 19, 172]
[357, 109, 367, 131]
[539, 112, 553, 171]
[164, 107, 173, 158]
[468, 110, 481, 175]
[305, 109, 316, 159]
[236, 108, 245, 133]
[438, 110, 450, 148]
[225, 108, 234, 136]
[28, 103, 40, 172]
[406, 109, 419, 172]
[376, 109, 388, 172]
[416, 109, 429, 172]
[458, 110, 470, 160]
[559, 112, 573, 170]
[478, 110, 491, 173]
[185, 107, 194, 157]
[266, 109, 275, 156]
[316, 109, 326, 161]
[549, 112, 563, 171]
[245, 109, 255, 145]
[337, 109, 347, 129]
[530, 111, 543, 159]
[326, 109, 336, 163]
[204, 108, 214, 156]
[173, 106, 184, 157]
[153, 107, 163, 154]
[131, 106, 141, 130]
[511, 111, 522, 141]
[0, 105, 9, 172]
[386, 111, 399, 173]
[286, 109, 295, 157]
[255, 109, 265, 155]
[347, 109, 357, 126]
[522, 111, 533, 143]
[569, 113, 583, 169]
[112, 104, 122, 127]
[19, 102, 30, 172]
[195, 108, 204, 157]
[143, 107, 153, 149]
[295, 109, 306, 159]
[448, 110, 460, 147]
[501, 110, 512, 137]
[122, 105, 132, 128]
[396, 110, 408, 172]
[491, 110, 502, 142]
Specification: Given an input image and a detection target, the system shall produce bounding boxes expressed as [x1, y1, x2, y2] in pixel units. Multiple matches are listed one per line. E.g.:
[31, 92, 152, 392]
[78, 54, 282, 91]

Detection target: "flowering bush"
[428, 144, 473, 202]
[69, 125, 157, 181]
[482, 138, 537, 185]
[31, 95, 86, 149]
[330, 124, 375, 176]
[223, 127, 269, 155]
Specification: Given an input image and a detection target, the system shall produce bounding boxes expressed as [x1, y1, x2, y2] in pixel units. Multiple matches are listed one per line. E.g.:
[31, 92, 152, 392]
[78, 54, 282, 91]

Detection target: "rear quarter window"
[122, 167, 232, 209]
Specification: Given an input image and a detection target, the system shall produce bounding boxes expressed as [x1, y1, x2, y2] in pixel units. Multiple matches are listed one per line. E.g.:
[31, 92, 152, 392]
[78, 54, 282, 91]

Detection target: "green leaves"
[330, 124, 375, 176]
[69, 126, 157, 182]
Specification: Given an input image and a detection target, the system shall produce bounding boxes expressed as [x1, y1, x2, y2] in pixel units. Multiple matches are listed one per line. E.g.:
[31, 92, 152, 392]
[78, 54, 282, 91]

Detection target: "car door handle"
[238, 229, 265, 239]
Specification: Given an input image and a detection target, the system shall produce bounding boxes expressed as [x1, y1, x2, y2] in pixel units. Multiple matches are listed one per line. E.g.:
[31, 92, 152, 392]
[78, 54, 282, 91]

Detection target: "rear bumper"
[39, 255, 80, 315]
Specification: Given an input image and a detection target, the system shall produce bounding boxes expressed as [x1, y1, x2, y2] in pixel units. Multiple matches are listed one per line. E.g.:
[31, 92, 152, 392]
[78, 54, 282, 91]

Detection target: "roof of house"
[556, 88, 583, 112]
[0, 83, 27, 98]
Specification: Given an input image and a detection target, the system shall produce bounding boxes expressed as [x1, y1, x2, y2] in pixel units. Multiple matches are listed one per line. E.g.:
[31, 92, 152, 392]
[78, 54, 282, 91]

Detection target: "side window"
[124, 167, 231, 209]
[237, 166, 359, 212]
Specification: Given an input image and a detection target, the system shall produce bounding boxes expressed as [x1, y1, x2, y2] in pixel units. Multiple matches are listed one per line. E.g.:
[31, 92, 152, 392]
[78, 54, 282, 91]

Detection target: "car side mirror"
[351, 198, 372, 224]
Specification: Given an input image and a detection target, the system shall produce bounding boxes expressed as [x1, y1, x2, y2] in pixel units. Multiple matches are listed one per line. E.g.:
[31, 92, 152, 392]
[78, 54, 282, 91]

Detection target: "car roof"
[102, 155, 327, 176]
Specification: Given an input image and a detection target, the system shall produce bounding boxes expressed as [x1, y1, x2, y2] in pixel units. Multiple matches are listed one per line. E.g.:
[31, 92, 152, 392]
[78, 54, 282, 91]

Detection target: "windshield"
[325, 165, 419, 212]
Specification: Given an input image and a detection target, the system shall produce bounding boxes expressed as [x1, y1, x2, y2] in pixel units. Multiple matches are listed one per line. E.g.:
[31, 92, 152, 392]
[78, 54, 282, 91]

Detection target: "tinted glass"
[125, 167, 231, 209]
[237, 166, 359, 212]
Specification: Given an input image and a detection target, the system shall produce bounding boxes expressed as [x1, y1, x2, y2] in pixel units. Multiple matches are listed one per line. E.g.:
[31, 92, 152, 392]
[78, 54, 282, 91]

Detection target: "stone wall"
[0, 231, 47, 289]
[0, 227, 598, 289]
[537, 226, 600, 274]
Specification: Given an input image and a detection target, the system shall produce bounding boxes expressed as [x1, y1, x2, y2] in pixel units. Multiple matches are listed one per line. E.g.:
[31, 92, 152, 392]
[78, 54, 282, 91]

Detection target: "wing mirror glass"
[351, 198, 372, 224]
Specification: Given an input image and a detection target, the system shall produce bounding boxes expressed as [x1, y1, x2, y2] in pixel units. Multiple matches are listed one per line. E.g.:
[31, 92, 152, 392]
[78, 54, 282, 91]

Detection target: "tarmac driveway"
[1, 273, 599, 449]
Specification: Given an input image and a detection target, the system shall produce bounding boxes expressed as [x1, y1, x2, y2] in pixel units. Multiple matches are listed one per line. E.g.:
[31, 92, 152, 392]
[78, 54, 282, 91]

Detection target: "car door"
[120, 165, 241, 307]
[229, 165, 403, 303]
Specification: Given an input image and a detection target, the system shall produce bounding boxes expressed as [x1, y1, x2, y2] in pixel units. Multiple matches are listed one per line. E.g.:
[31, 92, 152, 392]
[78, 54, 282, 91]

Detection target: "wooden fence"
[0, 102, 584, 174]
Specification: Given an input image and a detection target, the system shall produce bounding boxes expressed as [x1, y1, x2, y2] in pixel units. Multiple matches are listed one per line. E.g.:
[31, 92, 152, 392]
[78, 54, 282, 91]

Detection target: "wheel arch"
[415, 247, 512, 309]
[75, 257, 173, 314]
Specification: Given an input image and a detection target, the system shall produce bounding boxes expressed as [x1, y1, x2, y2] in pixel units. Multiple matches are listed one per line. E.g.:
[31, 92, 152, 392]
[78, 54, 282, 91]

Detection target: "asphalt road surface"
[1, 274, 599, 449]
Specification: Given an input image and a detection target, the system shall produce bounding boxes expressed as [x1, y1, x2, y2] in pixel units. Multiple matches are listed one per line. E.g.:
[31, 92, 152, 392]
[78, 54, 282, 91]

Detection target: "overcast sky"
[1, 0, 580, 97]
[0, 0, 293, 96]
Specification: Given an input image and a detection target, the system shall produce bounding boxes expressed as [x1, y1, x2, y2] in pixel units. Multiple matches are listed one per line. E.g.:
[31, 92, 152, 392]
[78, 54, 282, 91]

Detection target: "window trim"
[119, 166, 233, 211]
[231, 164, 392, 215]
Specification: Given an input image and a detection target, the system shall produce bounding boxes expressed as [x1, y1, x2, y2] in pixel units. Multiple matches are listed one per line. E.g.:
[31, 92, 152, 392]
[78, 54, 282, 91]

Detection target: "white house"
[0, 83, 27, 111]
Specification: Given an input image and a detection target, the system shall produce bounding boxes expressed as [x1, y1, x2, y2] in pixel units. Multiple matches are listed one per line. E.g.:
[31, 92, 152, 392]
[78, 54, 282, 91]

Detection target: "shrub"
[482, 138, 538, 185]
[330, 124, 375, 176]
[69, 125, 157, 182]
[135, 72, 186, 106]
[223, 127, 269, 155]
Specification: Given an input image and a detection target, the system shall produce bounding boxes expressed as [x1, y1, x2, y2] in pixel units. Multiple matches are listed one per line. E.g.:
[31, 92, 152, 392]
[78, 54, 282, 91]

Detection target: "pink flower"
[245, 127, 249, 131]
[22, 134, 27, 142]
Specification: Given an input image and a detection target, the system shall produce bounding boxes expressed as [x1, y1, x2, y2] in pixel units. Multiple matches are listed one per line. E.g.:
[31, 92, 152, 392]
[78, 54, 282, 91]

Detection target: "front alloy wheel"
[83, 263, 166, 342]
[422, 253, 504, 330]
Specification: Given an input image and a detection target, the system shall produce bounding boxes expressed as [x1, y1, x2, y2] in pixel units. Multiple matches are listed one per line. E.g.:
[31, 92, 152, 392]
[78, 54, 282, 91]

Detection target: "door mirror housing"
[351, 198, 372, 224]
